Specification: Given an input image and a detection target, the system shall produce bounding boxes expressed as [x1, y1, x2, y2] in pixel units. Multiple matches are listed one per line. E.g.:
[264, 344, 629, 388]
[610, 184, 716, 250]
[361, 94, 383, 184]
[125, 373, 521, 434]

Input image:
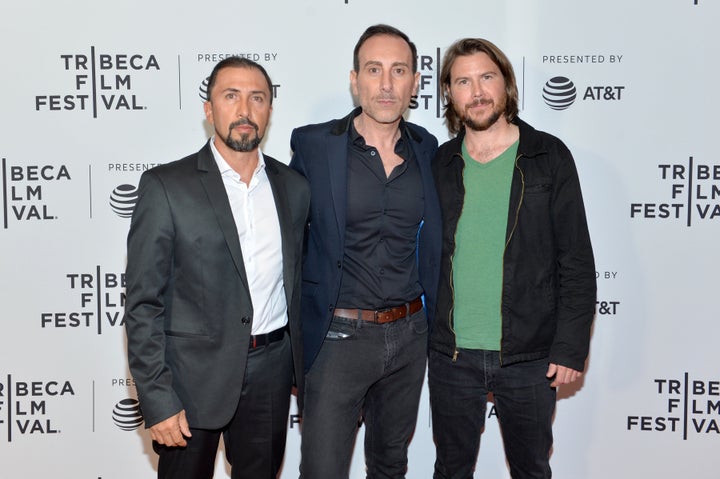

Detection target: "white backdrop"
[1, 0, 718, 477]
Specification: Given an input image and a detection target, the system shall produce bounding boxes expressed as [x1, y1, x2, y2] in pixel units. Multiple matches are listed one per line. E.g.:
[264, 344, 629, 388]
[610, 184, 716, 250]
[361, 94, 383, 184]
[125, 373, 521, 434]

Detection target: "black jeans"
[154, 333, 293, 479]
[300, 309, 428, 479]
[428, 349, 556, 479]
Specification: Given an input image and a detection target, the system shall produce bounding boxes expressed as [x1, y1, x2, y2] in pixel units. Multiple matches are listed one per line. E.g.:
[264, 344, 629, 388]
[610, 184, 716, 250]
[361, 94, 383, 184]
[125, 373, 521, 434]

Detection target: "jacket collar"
[441, 116, 546, 166]
[196, 139, 279, 175]
[513, 117, 546, 159]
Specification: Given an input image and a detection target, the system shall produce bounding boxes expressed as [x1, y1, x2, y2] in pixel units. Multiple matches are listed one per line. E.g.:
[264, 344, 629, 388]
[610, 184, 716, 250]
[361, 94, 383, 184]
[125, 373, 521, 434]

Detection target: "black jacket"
[290, 108, 442, 373]
[430, 118, 596, 371]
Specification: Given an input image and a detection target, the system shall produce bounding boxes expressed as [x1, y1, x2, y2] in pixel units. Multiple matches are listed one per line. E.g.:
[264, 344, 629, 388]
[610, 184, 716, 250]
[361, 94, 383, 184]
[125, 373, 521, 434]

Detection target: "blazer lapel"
[196, 142, 251, 293]
[265, 159, 295, 308]
[326, 132, 349, 241]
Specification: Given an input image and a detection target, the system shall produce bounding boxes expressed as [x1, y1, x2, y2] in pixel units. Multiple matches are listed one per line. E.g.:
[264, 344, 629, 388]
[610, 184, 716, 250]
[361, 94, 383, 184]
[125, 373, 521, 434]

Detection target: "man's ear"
[350, 69, 359, 97]
[203, 101, 213, 125]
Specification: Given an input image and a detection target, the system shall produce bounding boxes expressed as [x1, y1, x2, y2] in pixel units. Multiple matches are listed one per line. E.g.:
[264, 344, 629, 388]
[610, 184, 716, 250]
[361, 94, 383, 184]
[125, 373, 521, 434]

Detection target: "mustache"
[466, 99, 493, 108]
[229, 117, 259, 131]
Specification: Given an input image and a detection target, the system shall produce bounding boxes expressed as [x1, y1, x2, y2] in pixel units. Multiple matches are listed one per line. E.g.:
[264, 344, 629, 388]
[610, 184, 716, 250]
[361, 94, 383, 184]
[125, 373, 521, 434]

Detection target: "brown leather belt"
[334, 296, 423, 324]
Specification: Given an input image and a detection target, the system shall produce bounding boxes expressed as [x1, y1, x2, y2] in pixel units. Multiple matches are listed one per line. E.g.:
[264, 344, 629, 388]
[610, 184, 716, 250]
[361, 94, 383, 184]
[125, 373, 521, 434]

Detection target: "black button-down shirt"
[337, 118, 424, 310]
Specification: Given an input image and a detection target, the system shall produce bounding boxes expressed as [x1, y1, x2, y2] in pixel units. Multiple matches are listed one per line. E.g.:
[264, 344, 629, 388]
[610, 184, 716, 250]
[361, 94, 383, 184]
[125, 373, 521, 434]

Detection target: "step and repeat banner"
[1, 0, 717, 477]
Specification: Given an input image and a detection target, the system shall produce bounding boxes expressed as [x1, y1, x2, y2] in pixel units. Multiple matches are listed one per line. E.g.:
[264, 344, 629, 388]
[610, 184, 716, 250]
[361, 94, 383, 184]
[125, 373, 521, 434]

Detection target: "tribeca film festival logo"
[0, 375, 75, 441]
[630, 157, 720, 226]
[628, 373, 720, 438]
[1, 157, 72, 229]
[35, 47, 160, 118]
[409, 48, 443, 118]
[541, 53, 624, 110]
[40, 267, 126, 334]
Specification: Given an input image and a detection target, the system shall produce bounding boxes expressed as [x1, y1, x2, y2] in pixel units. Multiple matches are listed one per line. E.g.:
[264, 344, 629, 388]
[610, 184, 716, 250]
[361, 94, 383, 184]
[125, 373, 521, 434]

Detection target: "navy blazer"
[290, 108, 442, 373]
[124, 141, 310, 428]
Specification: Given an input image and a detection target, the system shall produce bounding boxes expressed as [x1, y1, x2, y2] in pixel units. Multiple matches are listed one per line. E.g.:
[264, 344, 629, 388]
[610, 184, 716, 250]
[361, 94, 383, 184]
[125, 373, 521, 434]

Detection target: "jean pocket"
[407, 310, 428, 335]
[326, 316, 358, 340]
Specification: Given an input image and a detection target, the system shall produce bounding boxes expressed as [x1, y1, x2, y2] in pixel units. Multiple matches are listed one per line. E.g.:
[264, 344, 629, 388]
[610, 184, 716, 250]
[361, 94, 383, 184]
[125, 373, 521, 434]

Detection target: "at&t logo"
[109, 184, 138, 218]
[543, 77, 577, 110]
[112, 398, 143, 431]
[199, 77, 281, 102]
[542, 76, 625, 110]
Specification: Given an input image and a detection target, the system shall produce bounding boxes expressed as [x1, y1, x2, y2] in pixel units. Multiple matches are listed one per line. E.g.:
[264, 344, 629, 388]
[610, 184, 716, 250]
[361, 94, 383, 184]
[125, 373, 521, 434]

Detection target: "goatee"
[223, 118, 262, 152]
[461, 99, 503, 132]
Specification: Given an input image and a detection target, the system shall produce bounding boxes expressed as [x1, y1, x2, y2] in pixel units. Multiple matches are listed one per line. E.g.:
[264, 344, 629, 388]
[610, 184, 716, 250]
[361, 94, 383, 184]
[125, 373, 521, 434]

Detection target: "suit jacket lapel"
[326, 132, 348, 242]
[196, 142, 251, 293]
[265, 158, 295, 309]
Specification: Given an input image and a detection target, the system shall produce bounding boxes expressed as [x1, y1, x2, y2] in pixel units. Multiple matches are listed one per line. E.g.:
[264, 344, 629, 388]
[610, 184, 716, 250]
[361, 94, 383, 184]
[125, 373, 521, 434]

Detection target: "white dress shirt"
[210, 138, 287, 335]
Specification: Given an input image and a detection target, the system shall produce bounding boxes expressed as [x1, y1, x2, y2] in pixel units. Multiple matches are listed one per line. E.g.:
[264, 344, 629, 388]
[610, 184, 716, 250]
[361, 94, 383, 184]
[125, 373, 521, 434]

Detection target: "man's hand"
[149, 410, 191, 447]
[546, 363, 583, 388]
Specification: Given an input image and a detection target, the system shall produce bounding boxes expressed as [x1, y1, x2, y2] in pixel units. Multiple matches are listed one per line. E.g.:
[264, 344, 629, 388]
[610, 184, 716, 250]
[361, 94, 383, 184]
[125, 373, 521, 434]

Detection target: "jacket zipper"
[498, 154, 525, 365]
[449, 152, 463, 362]
[449, 254, 459, 361]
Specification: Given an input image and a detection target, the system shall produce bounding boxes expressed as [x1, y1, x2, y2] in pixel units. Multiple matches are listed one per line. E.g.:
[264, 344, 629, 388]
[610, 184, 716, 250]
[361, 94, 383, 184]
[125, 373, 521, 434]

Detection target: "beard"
[459, 97, 505, 132]
[221, 118, 262, 152]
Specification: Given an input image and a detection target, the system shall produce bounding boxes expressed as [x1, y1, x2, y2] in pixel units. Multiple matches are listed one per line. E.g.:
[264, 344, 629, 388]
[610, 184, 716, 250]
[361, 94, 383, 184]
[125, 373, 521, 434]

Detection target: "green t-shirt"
[452, 140, 518, 350]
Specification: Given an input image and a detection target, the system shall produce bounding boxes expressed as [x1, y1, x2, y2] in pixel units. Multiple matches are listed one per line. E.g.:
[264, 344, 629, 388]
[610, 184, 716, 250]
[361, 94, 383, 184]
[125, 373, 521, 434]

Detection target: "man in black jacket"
[429, 38, 596, 479]
[290, 25, 442, 479]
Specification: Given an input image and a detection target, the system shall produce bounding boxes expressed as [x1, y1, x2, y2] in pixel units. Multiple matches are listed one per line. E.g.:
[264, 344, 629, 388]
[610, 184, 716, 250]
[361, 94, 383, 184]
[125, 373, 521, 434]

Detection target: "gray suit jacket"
[124, 141, 310, 429]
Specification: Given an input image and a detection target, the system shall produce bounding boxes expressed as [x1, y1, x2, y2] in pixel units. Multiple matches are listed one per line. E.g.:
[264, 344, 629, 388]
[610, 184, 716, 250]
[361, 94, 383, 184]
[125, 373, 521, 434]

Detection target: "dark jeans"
[300, 309, 428, 479]
[428, 349, 556, 479]
[154, 333, 293, 479]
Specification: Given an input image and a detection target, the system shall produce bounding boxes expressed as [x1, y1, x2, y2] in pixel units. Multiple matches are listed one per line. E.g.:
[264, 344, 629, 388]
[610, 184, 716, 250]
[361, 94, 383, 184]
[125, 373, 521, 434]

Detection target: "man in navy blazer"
[124, 57, 309, 479]
[290, 25, 442, 478]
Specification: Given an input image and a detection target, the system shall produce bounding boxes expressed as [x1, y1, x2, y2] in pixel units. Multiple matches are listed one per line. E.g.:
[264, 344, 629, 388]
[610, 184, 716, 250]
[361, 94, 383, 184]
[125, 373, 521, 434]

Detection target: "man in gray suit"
[124, 57, 310, 479]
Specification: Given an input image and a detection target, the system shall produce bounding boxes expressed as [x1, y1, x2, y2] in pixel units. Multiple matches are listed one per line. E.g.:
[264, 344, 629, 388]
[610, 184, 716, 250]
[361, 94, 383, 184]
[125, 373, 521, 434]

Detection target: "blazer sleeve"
[289, 128, 309, 179]
[124, 170, 184, 428]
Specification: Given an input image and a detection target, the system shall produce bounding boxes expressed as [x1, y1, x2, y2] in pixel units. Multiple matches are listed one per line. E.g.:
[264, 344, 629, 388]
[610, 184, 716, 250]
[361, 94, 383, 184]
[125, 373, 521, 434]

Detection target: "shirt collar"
[209, 136, 266, 179]
[348, 108, 410, 147]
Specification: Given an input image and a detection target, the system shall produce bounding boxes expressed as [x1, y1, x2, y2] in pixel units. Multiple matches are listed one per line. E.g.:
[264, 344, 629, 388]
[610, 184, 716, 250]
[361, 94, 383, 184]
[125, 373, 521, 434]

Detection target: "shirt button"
[370, 150, 376, 156]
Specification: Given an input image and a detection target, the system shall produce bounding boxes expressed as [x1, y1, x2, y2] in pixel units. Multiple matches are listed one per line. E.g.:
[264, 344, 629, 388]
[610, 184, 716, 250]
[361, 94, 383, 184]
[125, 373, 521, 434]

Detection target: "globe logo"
[109, 184, 139, 218]
[199, 77, 210, 102]
[112, 398, 144, 431]
[542, 76, 577, 111]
